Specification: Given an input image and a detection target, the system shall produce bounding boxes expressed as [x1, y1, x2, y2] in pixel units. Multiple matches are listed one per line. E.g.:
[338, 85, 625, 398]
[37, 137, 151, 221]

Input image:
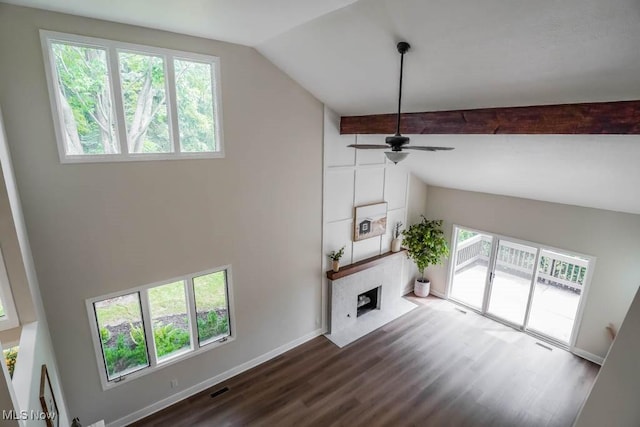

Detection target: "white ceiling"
[258, 0, 640, 115]
[1, 0, 358, 46]
[4, 0, 640, 214]
[387, 134, 640, 215]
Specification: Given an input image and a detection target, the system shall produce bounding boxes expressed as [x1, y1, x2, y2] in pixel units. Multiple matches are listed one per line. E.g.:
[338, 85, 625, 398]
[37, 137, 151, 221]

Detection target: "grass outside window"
[89, 266, 233, 387]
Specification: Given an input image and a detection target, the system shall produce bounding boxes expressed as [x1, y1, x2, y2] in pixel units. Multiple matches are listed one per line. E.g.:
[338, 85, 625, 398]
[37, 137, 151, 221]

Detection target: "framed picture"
[39, 364, 59, 427]
[354, 202, 388, 241]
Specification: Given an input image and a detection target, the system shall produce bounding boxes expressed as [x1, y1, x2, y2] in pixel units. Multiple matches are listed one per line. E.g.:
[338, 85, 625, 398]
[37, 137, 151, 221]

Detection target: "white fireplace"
[326, 251, 416, 347]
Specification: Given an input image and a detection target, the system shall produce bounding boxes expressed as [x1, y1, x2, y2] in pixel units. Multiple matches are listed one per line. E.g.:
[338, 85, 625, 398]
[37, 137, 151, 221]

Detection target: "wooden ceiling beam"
[340, 100, 640, 135]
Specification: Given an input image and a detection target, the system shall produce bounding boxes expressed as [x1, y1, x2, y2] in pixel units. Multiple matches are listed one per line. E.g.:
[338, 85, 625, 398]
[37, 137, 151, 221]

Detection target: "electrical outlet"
[170, 379, 178, 389]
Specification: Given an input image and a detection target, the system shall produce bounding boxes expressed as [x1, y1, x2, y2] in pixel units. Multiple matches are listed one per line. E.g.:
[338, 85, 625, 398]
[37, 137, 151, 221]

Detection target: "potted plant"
[391, 221, 403, 252]
[402, 216, 449, 297]
[328, 246, 345, 272]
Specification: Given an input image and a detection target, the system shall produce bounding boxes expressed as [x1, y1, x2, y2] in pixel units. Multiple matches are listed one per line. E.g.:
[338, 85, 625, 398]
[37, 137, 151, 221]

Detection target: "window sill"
[101, 334, 235, 391]
[60, 151, 225, 165]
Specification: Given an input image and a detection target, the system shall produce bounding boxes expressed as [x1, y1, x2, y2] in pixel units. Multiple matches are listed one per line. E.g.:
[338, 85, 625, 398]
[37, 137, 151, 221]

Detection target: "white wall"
[574, 288, 640, 427]
[0, 106, 68, 423]
[0, 132, 37, 345]
[424, 185, 640, 359]
[0, 4, 323, 424]
[11, 322, 69, 427]
[322, 109, 416, 308]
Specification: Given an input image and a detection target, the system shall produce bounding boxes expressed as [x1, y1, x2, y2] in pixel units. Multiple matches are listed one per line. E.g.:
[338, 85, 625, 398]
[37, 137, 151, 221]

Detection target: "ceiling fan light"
[385, 151, 409, 164]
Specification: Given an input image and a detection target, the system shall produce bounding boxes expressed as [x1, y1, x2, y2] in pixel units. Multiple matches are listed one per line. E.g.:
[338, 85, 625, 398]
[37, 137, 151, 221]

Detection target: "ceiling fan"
[348, 42, 454, 164]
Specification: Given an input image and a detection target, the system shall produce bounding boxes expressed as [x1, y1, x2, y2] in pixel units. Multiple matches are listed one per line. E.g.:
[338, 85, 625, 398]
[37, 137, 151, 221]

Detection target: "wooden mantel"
[340, 100, 640, 135]
[326, 250, 406, 281]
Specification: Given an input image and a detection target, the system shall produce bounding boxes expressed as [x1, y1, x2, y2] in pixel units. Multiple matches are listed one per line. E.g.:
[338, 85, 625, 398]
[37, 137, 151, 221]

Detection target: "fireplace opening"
[357, 286, 381, 317]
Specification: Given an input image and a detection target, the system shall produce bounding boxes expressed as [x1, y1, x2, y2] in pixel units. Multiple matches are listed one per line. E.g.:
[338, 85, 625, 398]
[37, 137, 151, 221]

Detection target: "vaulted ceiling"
[3, 0, 640, 214]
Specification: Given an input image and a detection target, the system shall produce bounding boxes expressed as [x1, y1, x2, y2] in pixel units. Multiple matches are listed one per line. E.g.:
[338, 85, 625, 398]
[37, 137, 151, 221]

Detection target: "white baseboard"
[403, 286, 446, 299]
[108, 328, 324, 427]
[429, 289, 446, 299]
[572, 347, 604, 365]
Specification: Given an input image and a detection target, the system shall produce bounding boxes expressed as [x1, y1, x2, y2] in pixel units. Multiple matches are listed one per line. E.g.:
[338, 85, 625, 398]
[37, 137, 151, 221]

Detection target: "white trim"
[86, 265, 234, 390]
[0, 247, 19, 331]
[568, 256, 596, 349]
[39, 30, 224, 163]
[107, 328, 324, 427]
[572, 347, 604, 365]
[429, 288, 447, 299]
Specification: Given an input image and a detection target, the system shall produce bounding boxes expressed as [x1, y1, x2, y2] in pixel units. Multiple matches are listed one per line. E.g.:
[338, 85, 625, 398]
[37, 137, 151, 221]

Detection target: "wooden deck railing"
[454, 235, 587, 292]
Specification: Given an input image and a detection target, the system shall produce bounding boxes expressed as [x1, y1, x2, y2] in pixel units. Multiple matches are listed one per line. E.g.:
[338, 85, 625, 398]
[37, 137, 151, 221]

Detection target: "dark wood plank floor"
[131, 295, 598, 427]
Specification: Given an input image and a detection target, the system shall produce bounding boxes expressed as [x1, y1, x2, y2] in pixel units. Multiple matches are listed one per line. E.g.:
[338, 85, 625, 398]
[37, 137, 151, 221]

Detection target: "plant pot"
[414, 278, 431, 297]
[332, 260, 340, 272]
[391, 238, 402, 253]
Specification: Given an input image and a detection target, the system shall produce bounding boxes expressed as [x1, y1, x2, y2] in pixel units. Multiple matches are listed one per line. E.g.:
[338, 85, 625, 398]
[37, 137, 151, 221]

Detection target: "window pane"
[94, 292, 149, 380]
[118, 52, 170, 153]
[175, 59, 216, 152]
[148, 281, 191, 361]
[0, 299, 5, 318]
[51, 42, 119, 155]
[193, 271, 230, 345]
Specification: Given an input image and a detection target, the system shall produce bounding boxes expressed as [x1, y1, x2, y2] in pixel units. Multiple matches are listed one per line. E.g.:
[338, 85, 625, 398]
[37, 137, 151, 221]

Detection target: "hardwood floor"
[131, 295, 598, 427]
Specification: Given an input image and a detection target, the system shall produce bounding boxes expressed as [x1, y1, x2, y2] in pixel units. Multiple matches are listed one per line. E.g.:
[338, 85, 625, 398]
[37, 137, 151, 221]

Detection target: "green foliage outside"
[52, 43, 216, 155]
[3, 346, 18, 378]
[96, 273, 226, 326]
[457, 229, 477, 242]
[403, 216, 450, 280]
[98, 272, 228, 377]
[0, 302, 5, 317]
[175, 60, 216, 152]
[103, 314, 228, 377]
[104, 333, 149, 378]
[197, 310, 229, 343]
[153, 323, 191, 358]
[52, 43, 117, 154]
[119, 52, 169, 153]
[100, 327, 110, 343]
[539, 256, 586, 285]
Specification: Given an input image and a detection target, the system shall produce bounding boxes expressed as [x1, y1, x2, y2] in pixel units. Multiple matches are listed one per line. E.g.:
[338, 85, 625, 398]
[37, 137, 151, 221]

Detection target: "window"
[193, 271, 230, 345]
[41, 31, 224, 163]
[0, 248, 19, 332]
[94, 292, 149, 381]
[86, 266, 233, 389]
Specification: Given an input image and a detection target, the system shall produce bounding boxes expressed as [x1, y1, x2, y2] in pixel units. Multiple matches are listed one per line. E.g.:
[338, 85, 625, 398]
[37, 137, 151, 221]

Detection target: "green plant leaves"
[402, 216, 450, 279]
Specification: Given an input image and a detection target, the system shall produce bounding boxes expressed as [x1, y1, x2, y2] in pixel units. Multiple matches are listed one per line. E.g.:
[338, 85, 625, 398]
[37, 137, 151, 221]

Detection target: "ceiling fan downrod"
[395, 41, 410, 137]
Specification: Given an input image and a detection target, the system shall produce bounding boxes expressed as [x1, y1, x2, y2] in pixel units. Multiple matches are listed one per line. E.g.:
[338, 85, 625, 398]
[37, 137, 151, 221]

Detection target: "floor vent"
[210, 386, 230, 399]
[536, 342, 553, 351]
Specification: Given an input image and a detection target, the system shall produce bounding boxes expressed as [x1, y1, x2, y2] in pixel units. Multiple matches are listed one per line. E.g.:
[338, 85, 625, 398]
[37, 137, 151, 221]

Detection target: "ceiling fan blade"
[404, 146, 455, 151]
[347, 144, 389, 149]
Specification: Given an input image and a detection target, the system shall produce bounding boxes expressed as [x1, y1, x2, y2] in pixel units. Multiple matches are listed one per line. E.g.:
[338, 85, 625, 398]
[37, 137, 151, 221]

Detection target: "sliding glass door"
[486, 240, 538, 327]
[448, 229, 493, 310]
[527, 250, 588, 343]
[447, 226, 592, 347]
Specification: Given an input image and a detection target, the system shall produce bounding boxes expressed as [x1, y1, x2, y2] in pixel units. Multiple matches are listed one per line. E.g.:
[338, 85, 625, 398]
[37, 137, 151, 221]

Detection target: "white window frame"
[0, 247, 19, 331]
[445, 224, 595, 352]
[40, 30, 225, 164]
[86, 265, 235, 390]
